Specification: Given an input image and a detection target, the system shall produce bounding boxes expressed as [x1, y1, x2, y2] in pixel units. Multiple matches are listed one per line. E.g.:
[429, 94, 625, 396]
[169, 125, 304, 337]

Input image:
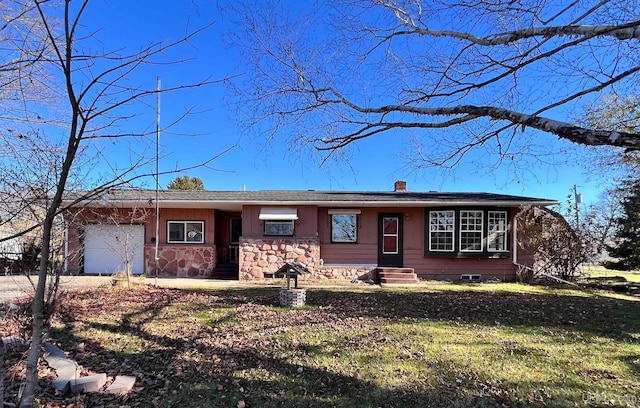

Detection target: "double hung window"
[487, 211, 508, 252]
[459, 211, 483, 252]
[429, 211, 455, 251]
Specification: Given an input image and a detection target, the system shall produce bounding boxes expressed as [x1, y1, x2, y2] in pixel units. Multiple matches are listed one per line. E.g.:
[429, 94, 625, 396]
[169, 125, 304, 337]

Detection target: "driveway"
[0, 275, 245, 303]
[0, 275, 114, 303]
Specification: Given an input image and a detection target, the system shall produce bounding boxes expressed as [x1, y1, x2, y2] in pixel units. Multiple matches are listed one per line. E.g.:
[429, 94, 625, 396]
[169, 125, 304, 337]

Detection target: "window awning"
[259, 207, 298, 220]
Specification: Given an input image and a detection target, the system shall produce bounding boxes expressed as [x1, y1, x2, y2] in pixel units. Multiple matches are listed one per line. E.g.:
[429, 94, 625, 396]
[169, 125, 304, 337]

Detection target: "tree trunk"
[20, 214, 55, 407]
[1, 337, 5, 407]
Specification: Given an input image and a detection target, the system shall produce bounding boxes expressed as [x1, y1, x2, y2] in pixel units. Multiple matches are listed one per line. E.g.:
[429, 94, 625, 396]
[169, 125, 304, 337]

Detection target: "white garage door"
[84, 225, 145, 275]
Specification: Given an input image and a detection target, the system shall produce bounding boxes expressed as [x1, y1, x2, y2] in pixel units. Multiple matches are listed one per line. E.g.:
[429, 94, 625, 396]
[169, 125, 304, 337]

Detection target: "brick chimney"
[394, 180, 407, 192]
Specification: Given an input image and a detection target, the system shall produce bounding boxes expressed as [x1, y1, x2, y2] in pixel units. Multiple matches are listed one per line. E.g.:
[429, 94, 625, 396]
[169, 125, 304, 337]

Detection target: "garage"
[83, 225, 145, 275]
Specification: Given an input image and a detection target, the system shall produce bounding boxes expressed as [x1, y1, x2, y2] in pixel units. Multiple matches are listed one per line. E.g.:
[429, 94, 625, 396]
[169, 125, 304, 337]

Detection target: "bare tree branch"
[229, 0, 640, 172]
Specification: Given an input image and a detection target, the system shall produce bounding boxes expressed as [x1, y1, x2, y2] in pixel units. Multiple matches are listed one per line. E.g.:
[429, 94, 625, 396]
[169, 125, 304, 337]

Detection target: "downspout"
[512, 213, 518, 265]
[63, 223, 68, 274]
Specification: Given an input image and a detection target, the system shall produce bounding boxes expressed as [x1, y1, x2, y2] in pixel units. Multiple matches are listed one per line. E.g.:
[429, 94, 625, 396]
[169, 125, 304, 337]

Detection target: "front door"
[378, 213, 403, 267]
[229, 217, 242, 264]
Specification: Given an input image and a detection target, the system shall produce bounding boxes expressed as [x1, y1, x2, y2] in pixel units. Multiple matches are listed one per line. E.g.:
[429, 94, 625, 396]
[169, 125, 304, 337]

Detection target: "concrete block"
[45, 355, 76, 370]
[44, 345, 80, 393]
[106, 375, 137, 394]
[69, 373, 107, 393]
[51, 377, 71, 393]
[43, 344, 68, 360]
[2, 336, 27, 350]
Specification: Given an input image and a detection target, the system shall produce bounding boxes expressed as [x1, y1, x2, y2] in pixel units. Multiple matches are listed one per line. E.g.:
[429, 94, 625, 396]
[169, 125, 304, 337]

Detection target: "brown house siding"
[413, 257, 516, 281]
[64, 191, 538, 282]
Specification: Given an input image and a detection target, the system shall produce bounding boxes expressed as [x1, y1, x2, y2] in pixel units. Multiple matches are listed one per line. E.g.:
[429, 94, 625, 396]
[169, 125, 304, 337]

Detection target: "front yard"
[4, 282, 640, 407]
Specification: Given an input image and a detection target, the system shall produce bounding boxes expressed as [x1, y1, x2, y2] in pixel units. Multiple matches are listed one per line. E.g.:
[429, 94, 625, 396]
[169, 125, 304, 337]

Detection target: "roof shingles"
[65, 188, 558, 208]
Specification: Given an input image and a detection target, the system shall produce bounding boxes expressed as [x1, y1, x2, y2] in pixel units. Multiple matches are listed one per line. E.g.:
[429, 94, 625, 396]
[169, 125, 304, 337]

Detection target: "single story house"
[62, 181, 558, 282]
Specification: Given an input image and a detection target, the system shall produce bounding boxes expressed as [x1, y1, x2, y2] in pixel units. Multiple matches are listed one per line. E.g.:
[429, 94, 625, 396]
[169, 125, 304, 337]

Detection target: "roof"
[64, 188, 559, 211]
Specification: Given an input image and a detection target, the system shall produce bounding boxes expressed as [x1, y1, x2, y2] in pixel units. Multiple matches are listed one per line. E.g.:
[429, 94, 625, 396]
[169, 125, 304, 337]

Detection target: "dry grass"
[3, 282, 640, 407]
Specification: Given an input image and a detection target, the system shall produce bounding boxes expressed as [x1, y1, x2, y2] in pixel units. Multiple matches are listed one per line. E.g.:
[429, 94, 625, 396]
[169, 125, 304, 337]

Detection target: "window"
[264, 220, 294, 236]
[331, 214, 358, 243]
[425, 208, 510, 257]
[382, 216, 399, 254]
[429, 211, 455, 251]
[259, 207, 297, 236]
[488, 211, 508, 251]
[460, 211, 483, 252]
[168, 221, 204, 243]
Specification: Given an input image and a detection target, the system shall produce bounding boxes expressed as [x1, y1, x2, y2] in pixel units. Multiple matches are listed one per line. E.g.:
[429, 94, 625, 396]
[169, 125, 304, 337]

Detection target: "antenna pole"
[154, 77, 161, 288]
[573, 184, 580, 227]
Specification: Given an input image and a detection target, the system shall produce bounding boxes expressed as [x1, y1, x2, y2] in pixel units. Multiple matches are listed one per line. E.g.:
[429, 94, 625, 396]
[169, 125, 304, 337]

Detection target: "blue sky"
[75, 1, 611, 208]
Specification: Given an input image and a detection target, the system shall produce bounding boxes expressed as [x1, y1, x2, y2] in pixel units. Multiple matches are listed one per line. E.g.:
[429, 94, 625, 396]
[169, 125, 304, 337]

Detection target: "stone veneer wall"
[239, 238, 319, 280]
[239, 238, 376, 282]
[315, 265, 377, 281]
[144, 245, 216, 277]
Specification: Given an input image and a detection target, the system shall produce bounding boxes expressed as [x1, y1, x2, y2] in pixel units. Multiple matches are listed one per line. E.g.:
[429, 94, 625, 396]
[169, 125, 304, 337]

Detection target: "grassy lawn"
[582, 265, 640, 283]
[8, 282, 640, 407]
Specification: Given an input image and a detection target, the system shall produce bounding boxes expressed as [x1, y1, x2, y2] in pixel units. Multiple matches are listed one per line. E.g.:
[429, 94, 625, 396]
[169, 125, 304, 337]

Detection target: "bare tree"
[0, 1, 222, 406]
[517, 204, 591, 282]
[575, 92, 640, 178]
[228, 0, 640, 171]
[579, 187, 623, 264]
[517, 187, 621, 282]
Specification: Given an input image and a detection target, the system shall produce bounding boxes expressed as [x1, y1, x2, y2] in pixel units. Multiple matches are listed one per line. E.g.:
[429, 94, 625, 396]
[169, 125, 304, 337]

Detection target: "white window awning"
[259, 207, 298, 220]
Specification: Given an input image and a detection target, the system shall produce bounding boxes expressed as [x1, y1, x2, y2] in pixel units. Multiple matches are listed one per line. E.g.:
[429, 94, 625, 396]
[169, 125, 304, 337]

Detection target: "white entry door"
[84, 225, 145, 275]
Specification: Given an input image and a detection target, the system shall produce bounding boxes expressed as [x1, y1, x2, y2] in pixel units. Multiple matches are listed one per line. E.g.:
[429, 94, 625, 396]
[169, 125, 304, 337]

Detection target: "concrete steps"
[377, 267, 419, 284]
[212, 263, 238, 280]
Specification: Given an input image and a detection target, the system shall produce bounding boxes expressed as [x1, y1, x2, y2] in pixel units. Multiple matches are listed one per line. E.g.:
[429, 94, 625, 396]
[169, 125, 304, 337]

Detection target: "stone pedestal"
[279, 287, 307, 307]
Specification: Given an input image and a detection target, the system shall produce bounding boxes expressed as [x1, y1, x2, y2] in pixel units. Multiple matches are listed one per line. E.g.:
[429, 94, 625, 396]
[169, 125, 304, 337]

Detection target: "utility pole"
[574, 184, 582, 227]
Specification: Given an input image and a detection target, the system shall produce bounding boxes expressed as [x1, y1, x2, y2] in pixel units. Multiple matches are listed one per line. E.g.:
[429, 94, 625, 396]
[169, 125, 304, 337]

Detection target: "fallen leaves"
[3, 284, 639, 407]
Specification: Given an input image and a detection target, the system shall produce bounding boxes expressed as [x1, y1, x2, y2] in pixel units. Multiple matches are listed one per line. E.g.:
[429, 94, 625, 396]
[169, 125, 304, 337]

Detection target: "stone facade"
[315, 265, 376, 281]
[239, 238, 376, 282]
[239, 238, 319, 280]
[144, 245, 216, 277]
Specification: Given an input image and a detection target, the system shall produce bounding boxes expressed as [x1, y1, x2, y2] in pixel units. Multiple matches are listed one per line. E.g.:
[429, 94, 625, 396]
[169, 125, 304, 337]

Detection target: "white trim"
[513, 216, 518, 264]
[259, 207, 298, 220]
[328, 209, 361, 215]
